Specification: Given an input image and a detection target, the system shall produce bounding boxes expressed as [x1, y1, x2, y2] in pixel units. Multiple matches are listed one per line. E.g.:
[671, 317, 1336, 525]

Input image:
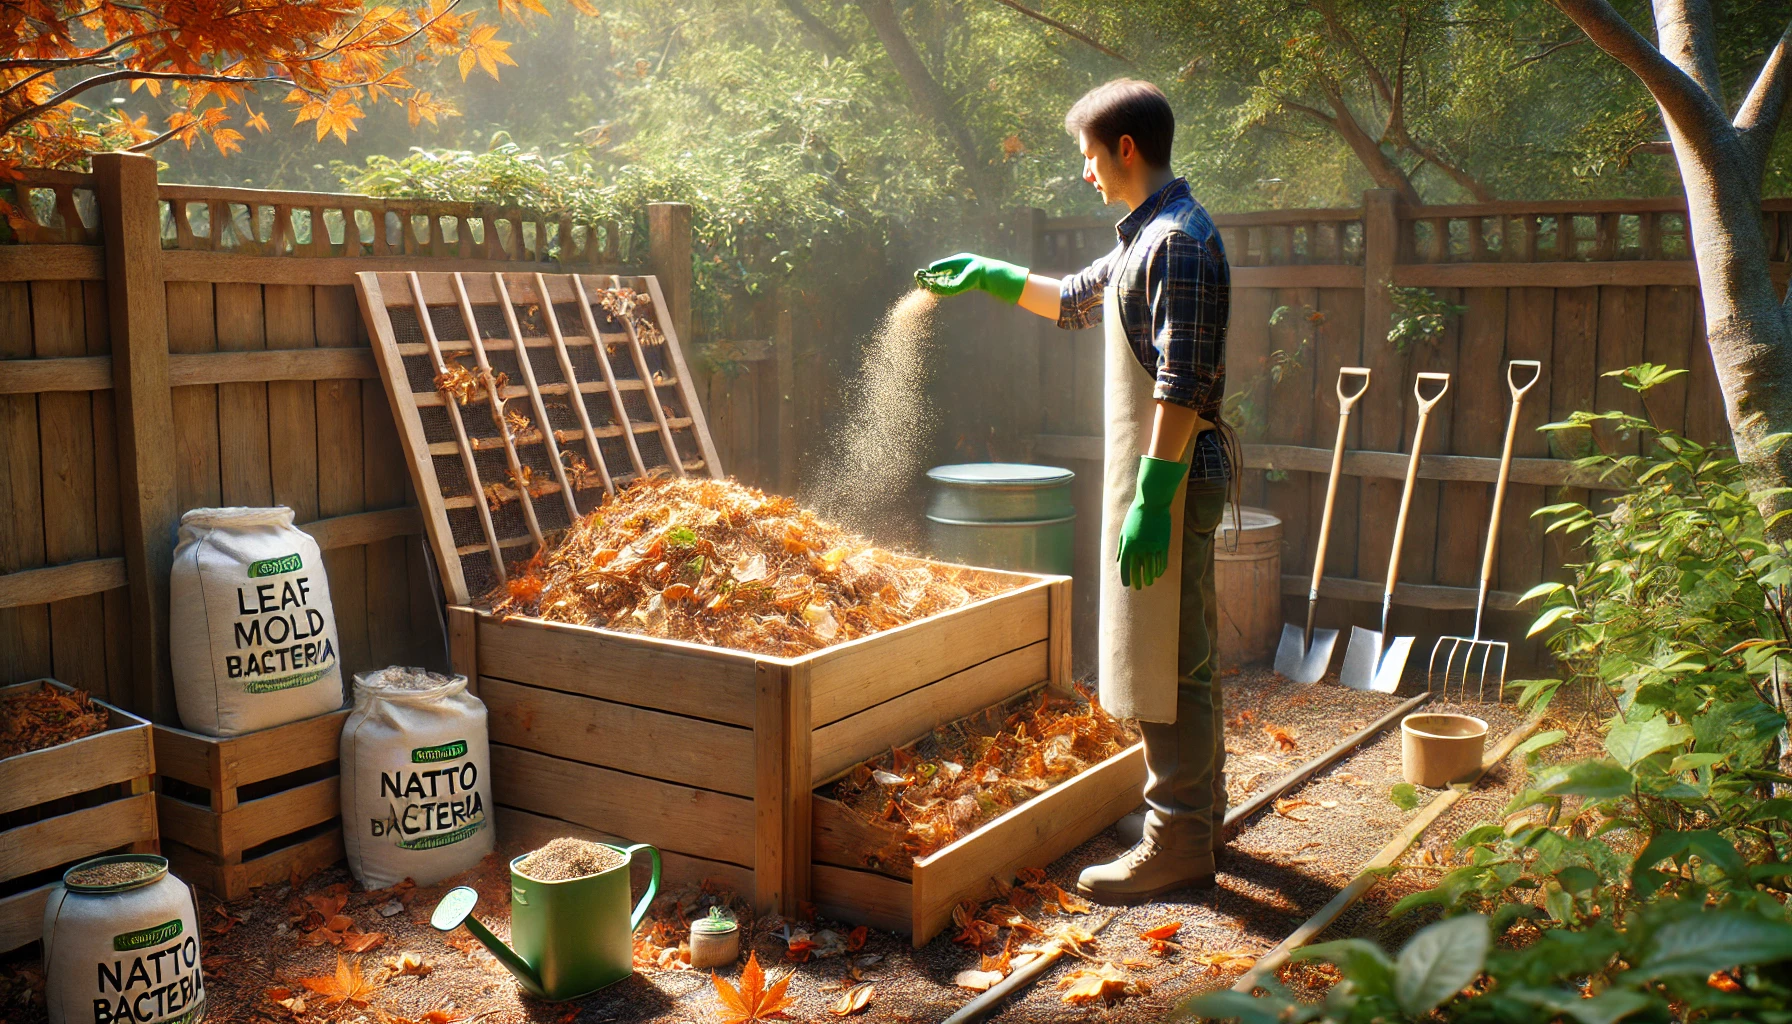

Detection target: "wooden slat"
[490, 273, 580, 519]
[165, 348, 378, 386]
[0, 556, 127, 608]
[810, 642, 1048, 785]
[476, 612, 760, 726]
[1033, 439, 1610, 488]
[0, 245, 103, 282]
[223, 777, 340, 856]
[909, 743, 1146, 945]
[1395, 261, 1723, 289]
[812, 795, 912, 879]
[297, 506, 422, 551]
[526, 271, 613, 494]
[0, 792, 156, 884]
[160, 250, 627, 287]
[496, 806, 754, 896]
[491, 744, 754, 867]
[0, 882, 56, 953]
[1280, 572, 1525, 611]
[811, 863, 914, 935]
[0, 355, 110, 393]
[481, 676, 755, 796]
[643, 273, 725, 475]
[570, 274, 649, 479]
[153, 707, 347, 794]
[1230, 265, 1363, 288]
[451, 272, 546, 547]
[808, 580, 1052, 727]
[0, 712, 151, 815]
[754, 660, 810, 914]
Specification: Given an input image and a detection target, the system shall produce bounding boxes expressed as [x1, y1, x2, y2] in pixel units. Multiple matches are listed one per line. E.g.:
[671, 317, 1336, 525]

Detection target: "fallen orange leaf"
[831, 982, 875, 1016]
[1140, 921, 1182, 941]
[342, 930, 385, 953]
[297, 956, 380, 1007]
[712, 952, 794, 1024]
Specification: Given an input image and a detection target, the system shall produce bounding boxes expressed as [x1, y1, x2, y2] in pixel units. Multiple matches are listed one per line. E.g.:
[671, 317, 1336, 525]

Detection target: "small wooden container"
[1402, 713, 1488, 788]
[0, 680, 157, 953]
[688, 909, 740, 969]
[153, 706, 349, 899]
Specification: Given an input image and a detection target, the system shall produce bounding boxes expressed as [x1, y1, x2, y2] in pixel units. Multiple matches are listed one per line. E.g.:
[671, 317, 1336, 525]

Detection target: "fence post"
[647, 203, 693, 347]
[92, 152, 178, 724]
[774, 307, 798, 495]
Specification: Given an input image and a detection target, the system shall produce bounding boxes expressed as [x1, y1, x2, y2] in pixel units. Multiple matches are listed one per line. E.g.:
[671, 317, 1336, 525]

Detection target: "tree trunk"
[855, 0, 997, 200]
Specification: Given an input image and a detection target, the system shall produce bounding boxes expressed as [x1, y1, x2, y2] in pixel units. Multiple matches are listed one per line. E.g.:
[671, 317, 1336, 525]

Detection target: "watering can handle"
[624, 843, 662, 933]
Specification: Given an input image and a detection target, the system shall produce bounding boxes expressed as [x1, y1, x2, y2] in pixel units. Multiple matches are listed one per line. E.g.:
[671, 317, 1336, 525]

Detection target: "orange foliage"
[0, 1, 596, 188]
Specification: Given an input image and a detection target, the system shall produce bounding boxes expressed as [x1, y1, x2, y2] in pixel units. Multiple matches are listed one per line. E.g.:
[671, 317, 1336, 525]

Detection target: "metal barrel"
[924, 463, 1076, 575]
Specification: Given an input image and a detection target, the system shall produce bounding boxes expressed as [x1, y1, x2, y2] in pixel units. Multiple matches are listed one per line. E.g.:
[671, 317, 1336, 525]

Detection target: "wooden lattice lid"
[357, 271, 722, 605]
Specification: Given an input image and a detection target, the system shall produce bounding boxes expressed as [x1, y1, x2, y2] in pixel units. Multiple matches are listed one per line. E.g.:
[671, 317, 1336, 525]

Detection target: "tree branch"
[780, 0, 850, 60]
[1548, 0, 1732, 156]
[1652, 0, 1724, 106]
[1403, 134, 1496, 201]
[1734, 20, 1792, 172]
[0, 69, 286, 136]
[1313, 0, 1394, 111]
[1316, 78, 1419, 203]
[986, 0, 1129, 63]
[855, 0, 996, 198]
[1506, 36, 1586, 71]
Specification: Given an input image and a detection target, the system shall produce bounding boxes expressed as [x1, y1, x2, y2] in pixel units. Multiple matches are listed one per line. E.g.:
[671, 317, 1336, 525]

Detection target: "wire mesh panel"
[358, 270, 723, 605]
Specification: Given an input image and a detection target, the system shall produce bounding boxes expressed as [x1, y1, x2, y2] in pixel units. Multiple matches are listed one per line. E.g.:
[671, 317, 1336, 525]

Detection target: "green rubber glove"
[1117, 455, 1188, 590]
[913, 253, 1029, 304]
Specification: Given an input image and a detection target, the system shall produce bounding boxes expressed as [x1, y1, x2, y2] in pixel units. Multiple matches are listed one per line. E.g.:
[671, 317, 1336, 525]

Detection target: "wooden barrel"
[1214, 506, 1282, 670]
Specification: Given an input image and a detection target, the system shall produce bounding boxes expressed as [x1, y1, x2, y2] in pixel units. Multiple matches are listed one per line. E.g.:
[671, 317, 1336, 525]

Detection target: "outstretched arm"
[1017, 274, 1063, 319]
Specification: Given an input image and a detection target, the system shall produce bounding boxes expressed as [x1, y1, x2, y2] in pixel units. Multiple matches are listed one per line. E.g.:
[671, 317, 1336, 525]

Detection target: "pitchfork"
[1428, 359, 1542, 702]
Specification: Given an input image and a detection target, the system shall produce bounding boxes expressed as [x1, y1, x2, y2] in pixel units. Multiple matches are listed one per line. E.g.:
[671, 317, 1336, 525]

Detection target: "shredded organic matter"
[825, 686, 1140, 860]
[514, 838, 627, 881]
[0, 682, 109, 758]
[66, 860, 160, 887]
[485, 477, 1016, 656]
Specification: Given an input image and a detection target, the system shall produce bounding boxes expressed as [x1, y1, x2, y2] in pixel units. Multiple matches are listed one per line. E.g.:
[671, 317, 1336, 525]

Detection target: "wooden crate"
[1, 680, 158, 952]
[153, 707, 349, 900]
[453, 569, 1071, 917]
[812, 741, 1146, 946]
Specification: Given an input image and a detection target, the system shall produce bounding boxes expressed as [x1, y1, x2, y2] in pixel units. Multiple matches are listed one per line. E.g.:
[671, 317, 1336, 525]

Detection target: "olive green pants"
[1139, 478, 1229, 856]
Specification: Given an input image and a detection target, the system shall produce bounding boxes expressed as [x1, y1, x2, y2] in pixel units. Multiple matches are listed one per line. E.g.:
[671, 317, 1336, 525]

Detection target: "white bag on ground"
[341, 668, 495, 889]
[170, 506, 343, 736]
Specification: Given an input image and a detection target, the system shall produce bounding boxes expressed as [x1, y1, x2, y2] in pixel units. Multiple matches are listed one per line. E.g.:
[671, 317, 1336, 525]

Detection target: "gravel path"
[0, 671, 1565, 1024]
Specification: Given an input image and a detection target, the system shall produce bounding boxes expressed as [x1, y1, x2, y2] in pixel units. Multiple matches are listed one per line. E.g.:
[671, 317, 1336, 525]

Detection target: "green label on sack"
[412, 739, 469, 763]
[248, 552, 303, 578]
[114, 918, 183, 952]
[397, 820, 485, 850]
[243, 665, 333, 693]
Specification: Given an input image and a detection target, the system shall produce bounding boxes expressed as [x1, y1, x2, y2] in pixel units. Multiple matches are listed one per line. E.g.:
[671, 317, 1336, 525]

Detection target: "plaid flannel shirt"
[1058, 177, 1231, 480]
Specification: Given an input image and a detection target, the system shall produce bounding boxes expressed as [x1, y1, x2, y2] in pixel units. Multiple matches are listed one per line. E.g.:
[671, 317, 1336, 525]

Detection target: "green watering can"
[431, 843, 661, 1001]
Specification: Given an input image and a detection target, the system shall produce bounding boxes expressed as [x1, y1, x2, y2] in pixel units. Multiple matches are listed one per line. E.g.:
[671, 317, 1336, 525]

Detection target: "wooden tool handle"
[1384, 372, 1451, 598]
[1309, 368, 1371, 596]
[1478, 361, 1542, 586]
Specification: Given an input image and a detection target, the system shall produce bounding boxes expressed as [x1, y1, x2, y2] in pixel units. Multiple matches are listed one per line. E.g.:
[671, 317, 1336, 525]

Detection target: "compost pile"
[827, 686, 1140, 860]
[0, 682, 108, 758]
[485, 477, 1016, 656]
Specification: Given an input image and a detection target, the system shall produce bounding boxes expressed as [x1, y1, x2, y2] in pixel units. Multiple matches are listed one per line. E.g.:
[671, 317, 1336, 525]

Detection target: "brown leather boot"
[1075, 838, 1216, 905]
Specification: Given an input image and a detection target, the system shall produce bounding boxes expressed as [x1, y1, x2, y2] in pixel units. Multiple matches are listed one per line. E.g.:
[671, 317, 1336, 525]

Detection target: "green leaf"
[1510, 986, 1656, 1024]
[1537, 760, 1634, 799]
[1296, 938, 1395, 997]
[1180, 989, 1305, 1024]
[1390, 782, 1421, 810]
[1528, 604, 1578, 637]
[1636, 909, 1792, 979]
[1605, 716, 1692, 768]
[1667, 752, 1726, 773]
[1519, 581, 1566, 603]
[1555, 865, 1600, 894]
[1454, 824, 1507, 849]
[1514, 729, 1568, 764]
[1394, 914, 1489, 1016]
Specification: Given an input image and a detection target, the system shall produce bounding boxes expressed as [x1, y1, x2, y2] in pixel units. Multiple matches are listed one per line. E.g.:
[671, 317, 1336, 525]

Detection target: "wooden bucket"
[1215, 506, 1282, 670]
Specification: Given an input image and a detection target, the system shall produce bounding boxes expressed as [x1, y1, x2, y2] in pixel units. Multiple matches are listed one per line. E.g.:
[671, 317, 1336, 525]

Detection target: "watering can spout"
[431, 886, 550, 999]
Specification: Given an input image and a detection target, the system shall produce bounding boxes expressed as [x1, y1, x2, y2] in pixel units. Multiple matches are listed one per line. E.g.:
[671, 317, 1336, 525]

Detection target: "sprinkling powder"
[811, 288, 938, 539]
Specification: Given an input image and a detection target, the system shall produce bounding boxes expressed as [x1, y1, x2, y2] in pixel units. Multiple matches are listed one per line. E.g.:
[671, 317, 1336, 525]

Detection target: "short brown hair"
[1065, 79, 1174, 168]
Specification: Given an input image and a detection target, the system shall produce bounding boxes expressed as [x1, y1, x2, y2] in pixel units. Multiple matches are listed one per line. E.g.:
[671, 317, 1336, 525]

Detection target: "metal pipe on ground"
[940, 913, 1116, 1024]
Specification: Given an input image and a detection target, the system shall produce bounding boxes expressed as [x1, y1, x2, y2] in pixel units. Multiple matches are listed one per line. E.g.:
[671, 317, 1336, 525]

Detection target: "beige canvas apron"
[1097, 280, 1190, 725]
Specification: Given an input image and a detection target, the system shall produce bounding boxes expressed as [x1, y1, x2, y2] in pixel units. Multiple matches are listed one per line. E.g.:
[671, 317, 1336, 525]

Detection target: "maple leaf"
[211, 127, 245, 156]
[458, 24, 517, 81]
[712, 952, 794, 1024]
[298, 956, 381, 1007]
[245, 107, 270, 133]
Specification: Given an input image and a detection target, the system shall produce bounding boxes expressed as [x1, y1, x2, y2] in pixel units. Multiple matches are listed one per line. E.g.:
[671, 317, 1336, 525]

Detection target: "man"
[915, 78, 1233, 904]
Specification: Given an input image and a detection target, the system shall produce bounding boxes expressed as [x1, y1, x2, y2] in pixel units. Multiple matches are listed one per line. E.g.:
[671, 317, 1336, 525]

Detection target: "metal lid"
[927, 463, 1075, 486]
[63, 854, 170, 894]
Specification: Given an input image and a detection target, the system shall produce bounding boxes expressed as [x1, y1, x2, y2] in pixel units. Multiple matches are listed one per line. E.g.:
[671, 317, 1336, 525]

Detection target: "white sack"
[340, 668, 495, 889]
[43, 869, 204, 1024]
[170, 506, 343, 736]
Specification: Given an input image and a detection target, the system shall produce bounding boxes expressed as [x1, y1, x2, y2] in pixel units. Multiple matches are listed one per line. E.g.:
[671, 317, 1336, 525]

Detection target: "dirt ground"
[1, 667, 1572, 1024]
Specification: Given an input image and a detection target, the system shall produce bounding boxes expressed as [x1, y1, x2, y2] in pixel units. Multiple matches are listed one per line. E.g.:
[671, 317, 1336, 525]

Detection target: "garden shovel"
[1340, 371, 1451, 693]
[1428, 360, 1542, 702]
[1275, 366, 1372, 683]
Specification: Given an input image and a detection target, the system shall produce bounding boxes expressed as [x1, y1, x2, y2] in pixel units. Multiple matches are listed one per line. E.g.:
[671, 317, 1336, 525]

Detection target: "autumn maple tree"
[0, 0, 596, 177]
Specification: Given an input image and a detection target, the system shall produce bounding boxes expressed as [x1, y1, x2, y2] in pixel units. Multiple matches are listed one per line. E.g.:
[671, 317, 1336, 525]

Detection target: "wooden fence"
[0, 154, 704, 723]
[999, 190, 1792, 673]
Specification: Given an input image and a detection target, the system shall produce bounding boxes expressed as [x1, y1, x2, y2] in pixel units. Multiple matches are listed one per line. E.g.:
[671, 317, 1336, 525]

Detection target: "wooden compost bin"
[1, 680, 158, 952]
[812, 732, 1145, 946]
[153, 707, 350, 899]
[453, 569, 1070, 916]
